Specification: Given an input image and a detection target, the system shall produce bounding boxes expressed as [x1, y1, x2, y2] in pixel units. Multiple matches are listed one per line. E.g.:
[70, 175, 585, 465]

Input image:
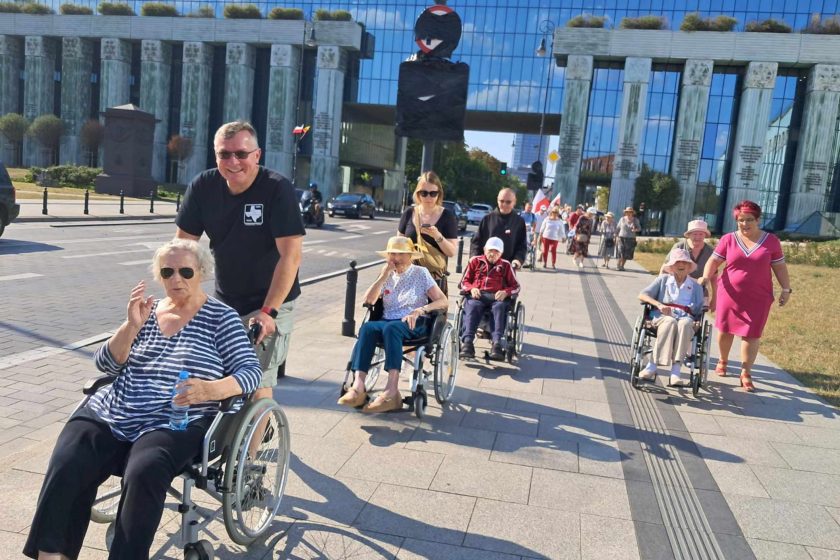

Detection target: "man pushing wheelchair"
[459, 237, 521, 360]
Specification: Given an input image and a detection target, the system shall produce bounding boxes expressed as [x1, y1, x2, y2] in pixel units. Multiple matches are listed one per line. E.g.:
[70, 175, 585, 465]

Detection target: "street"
[0, 216, 407, 359]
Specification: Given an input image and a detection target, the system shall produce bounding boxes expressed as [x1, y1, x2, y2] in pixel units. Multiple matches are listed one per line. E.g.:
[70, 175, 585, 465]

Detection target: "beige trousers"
[651, 315, 695, 367]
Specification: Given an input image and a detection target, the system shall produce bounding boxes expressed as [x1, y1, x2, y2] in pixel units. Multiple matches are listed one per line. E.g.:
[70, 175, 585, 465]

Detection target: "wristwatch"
[260, 306, 278, 318]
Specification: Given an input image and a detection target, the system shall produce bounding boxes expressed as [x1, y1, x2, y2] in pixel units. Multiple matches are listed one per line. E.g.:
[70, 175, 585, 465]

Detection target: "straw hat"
[605, 211, 615, 218]
[623, 206, 635, 214]
[484, 237, 504, 253]
[376, 236, 423, 259]
[663, 248, 697, 275]
[684, 219, 711, 238]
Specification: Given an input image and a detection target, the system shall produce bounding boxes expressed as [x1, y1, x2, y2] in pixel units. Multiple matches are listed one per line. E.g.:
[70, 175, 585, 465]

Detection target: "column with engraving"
[179, 42, 214, 183]
[309, 45, 346, 200]
[0, 36, 23, 164]
[556, 55, 593, 206]
[23, 36, 56, 166]
[139, 40, 171, 183]
[59, 38, 94, 165]
[264, 44, 300, 177]
[223, 43, 256, 123]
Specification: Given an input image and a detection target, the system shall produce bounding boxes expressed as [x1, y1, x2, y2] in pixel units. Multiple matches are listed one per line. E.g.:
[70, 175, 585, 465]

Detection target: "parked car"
[327, 192, 376, 219]
[0, 163, 20, 238]
[467, 203, 492, 225]
[443, 200, 468, 232]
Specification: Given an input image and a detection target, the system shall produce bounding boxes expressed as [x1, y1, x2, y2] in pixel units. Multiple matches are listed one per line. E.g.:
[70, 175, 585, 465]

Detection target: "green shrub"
[620, 15, 667, 30]
[141, 2, 178, 16]
[0, 3, 22, 13]
[26, 165, 102, 188]
[268, 7, 302, 20]
[98, 2, 135, 15]
[745, 18, 791, 33]
[680, 13, 736, 31]
[313, 8, 330, 21]
[60, 3, 93, 14]
[187, 5, 214, 17]
[710, 15, 738, 31]
[803, 14, 840, 35]
[782, 240, 840, 268]
[330, 9, 351, 21]
[223, 4, 261, 18]
[567, 14, 606, 28]
[21, 3, 54, 14]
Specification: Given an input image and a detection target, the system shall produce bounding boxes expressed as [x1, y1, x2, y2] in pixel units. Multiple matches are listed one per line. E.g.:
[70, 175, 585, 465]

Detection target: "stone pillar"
[309, 45, 346, 200]
[139, 40, 171, 182]
[724, 62, 778, 231]
[23, 36, 56, 167]
[0, 36, 23, 164]
[555, 55, 593, 206]
[665, 59, 714, 234]
[786, 65, 840, 227]
[264, 44, 300, 177]
[99, 38, 132, 112]
[223, 43, 256, 123]
[179, 42, 214, 183]
[59, 37, 94, 165]
[608, 57, 651, 217]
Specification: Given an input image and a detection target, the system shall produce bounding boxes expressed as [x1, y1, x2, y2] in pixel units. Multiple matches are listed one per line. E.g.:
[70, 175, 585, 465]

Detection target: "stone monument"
[95, 104, 158, 197]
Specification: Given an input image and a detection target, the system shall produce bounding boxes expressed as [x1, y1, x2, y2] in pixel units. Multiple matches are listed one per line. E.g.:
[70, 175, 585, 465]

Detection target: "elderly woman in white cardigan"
[637, 248, 705, 387]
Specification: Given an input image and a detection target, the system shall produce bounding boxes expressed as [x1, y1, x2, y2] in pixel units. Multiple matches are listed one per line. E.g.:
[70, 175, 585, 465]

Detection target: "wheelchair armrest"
[82, 375, 116, 395]
[219, 393, 248, 413]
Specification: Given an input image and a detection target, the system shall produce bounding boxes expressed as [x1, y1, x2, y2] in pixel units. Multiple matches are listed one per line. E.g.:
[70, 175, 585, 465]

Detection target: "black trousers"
[24, 410, 209, 560]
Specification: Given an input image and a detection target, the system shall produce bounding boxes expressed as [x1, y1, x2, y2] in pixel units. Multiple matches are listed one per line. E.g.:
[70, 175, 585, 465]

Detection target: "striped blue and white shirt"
[88, 297, 263, 442]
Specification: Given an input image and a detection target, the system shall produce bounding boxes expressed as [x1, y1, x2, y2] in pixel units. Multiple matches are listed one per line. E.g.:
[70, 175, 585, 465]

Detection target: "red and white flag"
[550, 193, 562, 207]
[292, 124, 311, 137]
[532, 188, 550, 213]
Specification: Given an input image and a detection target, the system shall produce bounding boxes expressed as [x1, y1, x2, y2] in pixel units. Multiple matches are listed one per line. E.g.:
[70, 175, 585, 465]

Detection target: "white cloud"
[467, 79, 542, 112]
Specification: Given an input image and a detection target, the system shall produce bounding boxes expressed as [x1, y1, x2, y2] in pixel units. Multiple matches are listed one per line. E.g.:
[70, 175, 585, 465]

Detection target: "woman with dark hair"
[570, 206, 596, 270]
[700, 200, 791, 392]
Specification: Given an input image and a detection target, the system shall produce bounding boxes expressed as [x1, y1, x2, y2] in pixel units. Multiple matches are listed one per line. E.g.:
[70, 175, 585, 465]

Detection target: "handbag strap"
[412, 206, 430, 254]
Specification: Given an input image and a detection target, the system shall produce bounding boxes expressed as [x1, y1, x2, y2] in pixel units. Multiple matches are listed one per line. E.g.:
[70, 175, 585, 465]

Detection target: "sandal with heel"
[740, 371, 755, 393]
[714, 360, 728, 377]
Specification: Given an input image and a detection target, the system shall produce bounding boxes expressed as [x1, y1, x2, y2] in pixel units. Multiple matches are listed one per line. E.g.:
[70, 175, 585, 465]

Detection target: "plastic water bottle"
[169, 370, 190, 431]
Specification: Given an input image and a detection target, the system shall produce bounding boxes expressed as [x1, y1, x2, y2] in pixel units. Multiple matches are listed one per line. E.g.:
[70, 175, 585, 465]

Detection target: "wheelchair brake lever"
[248, 322, 262, 345]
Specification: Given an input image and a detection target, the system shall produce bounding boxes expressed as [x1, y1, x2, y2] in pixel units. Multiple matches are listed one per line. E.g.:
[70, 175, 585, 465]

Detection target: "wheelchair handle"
[247, 322, 261, 345]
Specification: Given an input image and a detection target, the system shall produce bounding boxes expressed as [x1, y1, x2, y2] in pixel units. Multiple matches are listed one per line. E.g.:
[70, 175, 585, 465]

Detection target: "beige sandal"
[337, 388, 367, 408]
[362, 392, 403, 413]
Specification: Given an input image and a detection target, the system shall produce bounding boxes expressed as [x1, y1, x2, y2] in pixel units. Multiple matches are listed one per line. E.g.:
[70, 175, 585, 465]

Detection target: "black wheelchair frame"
[340, 297, 459, 418]
[454, 293, 525, 364]
[628, 302, 712, 397]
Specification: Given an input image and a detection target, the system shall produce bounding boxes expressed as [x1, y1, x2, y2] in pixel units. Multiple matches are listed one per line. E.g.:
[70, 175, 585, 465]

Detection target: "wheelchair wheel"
[413, 386, 427, 419]
[184, 539, 214, 560]
[453, 303, 465, 350]
[693, 321, 712, 397]
[433, 323, 458, 404]
[629, 315, 644, 388]
[90, 475, 121, 523]
[222, 398, 290, 546]
[514, 302, 525, 356]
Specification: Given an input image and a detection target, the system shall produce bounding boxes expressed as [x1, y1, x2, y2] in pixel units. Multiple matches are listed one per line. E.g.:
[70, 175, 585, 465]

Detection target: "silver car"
[466, 203, 492, 225]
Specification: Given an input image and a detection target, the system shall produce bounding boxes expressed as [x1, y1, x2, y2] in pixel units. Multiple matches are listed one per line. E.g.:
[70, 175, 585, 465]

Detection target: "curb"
[16, 214, 177, 224]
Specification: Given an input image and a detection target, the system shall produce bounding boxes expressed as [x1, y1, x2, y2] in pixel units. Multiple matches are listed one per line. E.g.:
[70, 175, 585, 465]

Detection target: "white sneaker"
[669, 375, 689, 387]
[577, 262, 584, 269]
[639, 363, 656, 381]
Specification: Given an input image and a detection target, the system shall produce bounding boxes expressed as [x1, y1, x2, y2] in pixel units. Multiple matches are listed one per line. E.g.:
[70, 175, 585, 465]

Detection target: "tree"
[632, 164, 681, 212]
[0, 113, 29, 166]
[79, 119, 104, 166]
[27, 114, 64, 165]
[167, 134, 193, 183]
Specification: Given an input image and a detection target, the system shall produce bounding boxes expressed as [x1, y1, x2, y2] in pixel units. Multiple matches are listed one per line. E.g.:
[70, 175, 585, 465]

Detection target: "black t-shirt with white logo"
[176, 167, 306, 315]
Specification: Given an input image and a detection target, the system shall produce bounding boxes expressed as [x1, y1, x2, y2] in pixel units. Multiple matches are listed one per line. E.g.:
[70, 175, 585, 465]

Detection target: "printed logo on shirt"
[505, 229, 511, 235]
[244, 204, 263, 226]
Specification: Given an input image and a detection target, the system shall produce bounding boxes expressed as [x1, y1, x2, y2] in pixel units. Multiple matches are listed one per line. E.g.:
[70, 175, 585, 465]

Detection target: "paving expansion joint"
[585, 271, 728, 560]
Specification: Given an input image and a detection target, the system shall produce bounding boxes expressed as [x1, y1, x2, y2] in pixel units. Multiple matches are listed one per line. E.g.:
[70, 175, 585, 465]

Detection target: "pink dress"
[713, 232, 785, 338]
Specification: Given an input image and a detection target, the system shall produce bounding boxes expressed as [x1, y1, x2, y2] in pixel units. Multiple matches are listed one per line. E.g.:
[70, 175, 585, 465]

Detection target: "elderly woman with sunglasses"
[24, 239, 262, 560]
[397, 171, 459, 291]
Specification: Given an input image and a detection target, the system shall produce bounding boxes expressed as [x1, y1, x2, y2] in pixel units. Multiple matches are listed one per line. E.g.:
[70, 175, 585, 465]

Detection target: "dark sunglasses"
[216, 149, 258, 160]
[417, 190, 439, 198]
[160, 267, 195, 280]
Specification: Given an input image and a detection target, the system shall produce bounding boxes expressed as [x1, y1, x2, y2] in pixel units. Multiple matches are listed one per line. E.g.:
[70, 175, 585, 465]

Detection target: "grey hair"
[214, 121, 259, 148]
[151, 239, 214, 281]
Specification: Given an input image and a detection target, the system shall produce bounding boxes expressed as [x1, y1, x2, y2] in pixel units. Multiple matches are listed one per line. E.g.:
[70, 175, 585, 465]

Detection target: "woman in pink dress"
[700, 200, 792, 392]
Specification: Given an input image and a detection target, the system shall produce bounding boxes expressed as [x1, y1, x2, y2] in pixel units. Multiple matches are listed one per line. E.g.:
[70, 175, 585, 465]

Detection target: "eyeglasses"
[417, 190, 439, 198]
[215, 149, 258, 160]
[497, 199, 515, 205]
[736, 217, 757, 224]
[160, 267, 195, 280]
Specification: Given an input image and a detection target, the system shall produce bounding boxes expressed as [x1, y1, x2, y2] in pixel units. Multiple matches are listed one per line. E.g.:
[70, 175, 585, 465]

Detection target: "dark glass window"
[581, 65, 623, 173]
[640, 67, 681, 173]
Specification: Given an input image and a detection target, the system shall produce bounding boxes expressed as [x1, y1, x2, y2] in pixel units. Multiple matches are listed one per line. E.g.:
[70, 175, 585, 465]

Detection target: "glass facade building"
[5, 0, 840, 232]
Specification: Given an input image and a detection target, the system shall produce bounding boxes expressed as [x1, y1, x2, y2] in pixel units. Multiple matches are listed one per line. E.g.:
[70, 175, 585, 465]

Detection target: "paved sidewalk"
[16, 197, 178, 223]
[1, 255, 838, 559]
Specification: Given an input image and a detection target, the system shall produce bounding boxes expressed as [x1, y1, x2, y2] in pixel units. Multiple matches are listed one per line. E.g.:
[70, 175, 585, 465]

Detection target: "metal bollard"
[149, 189, 155, 213]
[119, 190, 125, 214]
[176, 193, 181, 212]
[83, 188, 89, 215]
[341, 260, 358, 337]
[42, 187, 48, 215]
[455, 236, 465, 274]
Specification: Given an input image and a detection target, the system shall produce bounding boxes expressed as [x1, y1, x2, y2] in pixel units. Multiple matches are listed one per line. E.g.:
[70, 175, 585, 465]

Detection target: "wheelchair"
[524, 232, 537, 271]
[454, 292, 525, 364]
[84, 373, 290, 558]
[628, 302, 712, 397]
[340, 297, 459, 418]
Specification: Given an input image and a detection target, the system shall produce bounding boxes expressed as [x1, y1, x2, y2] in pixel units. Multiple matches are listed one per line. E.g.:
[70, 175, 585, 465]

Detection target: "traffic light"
[499, 162, 507, 176]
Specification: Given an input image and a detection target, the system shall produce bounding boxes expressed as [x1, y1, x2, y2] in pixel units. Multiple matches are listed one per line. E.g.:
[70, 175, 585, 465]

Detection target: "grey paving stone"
[355, 483, 475, 546]
[538, 413, 615, 445]
[453, 387, 511, 410]
[478, 372, 544, 395]
[726, 495, 840, 549]
[290, 433, 361, 477]
[283, 406, 346, 438]
[0, 529, 27, 560]
[579, 440, 625, 479]
[460, 407, 539, 437]
[490, 432, 578, 472]
[747, 538, 812, 559]
[270, 522, 403, 560]
[430, 455, 531, 504]
[714, 416, 804, 444]
[542, 378, 609, 403]
[692, 433, 790, 467]
[406, 424, 497, 459]
[396, 538, 522, 560]
[529, 468, 632, 519]
[805, 547, 840, 560]
[705, 461, 770, 498]
[0, 467, 43, 532]
[677, 411, 726, 435]
[787, 425, 840, 450]
[463, 499, 579, 559]
[324, 411, 418, 448]
[580, 513, 640, 560]
[337, 445, 444, 489]
[504, 391, 576, 418]
[281, 472, 379, 526]
[827, 506, 840, 526]
[751, 465, 840, 507]
[771, 442, 840, 476]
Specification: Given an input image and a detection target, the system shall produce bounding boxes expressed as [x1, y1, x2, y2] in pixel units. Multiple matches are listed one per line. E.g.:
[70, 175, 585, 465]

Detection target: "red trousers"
[542, 238, 558, 266]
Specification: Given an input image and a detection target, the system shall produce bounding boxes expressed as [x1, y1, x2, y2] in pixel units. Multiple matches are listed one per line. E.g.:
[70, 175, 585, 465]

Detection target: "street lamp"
[535, 19, 555, 172]
[292, 21, 317, 185]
